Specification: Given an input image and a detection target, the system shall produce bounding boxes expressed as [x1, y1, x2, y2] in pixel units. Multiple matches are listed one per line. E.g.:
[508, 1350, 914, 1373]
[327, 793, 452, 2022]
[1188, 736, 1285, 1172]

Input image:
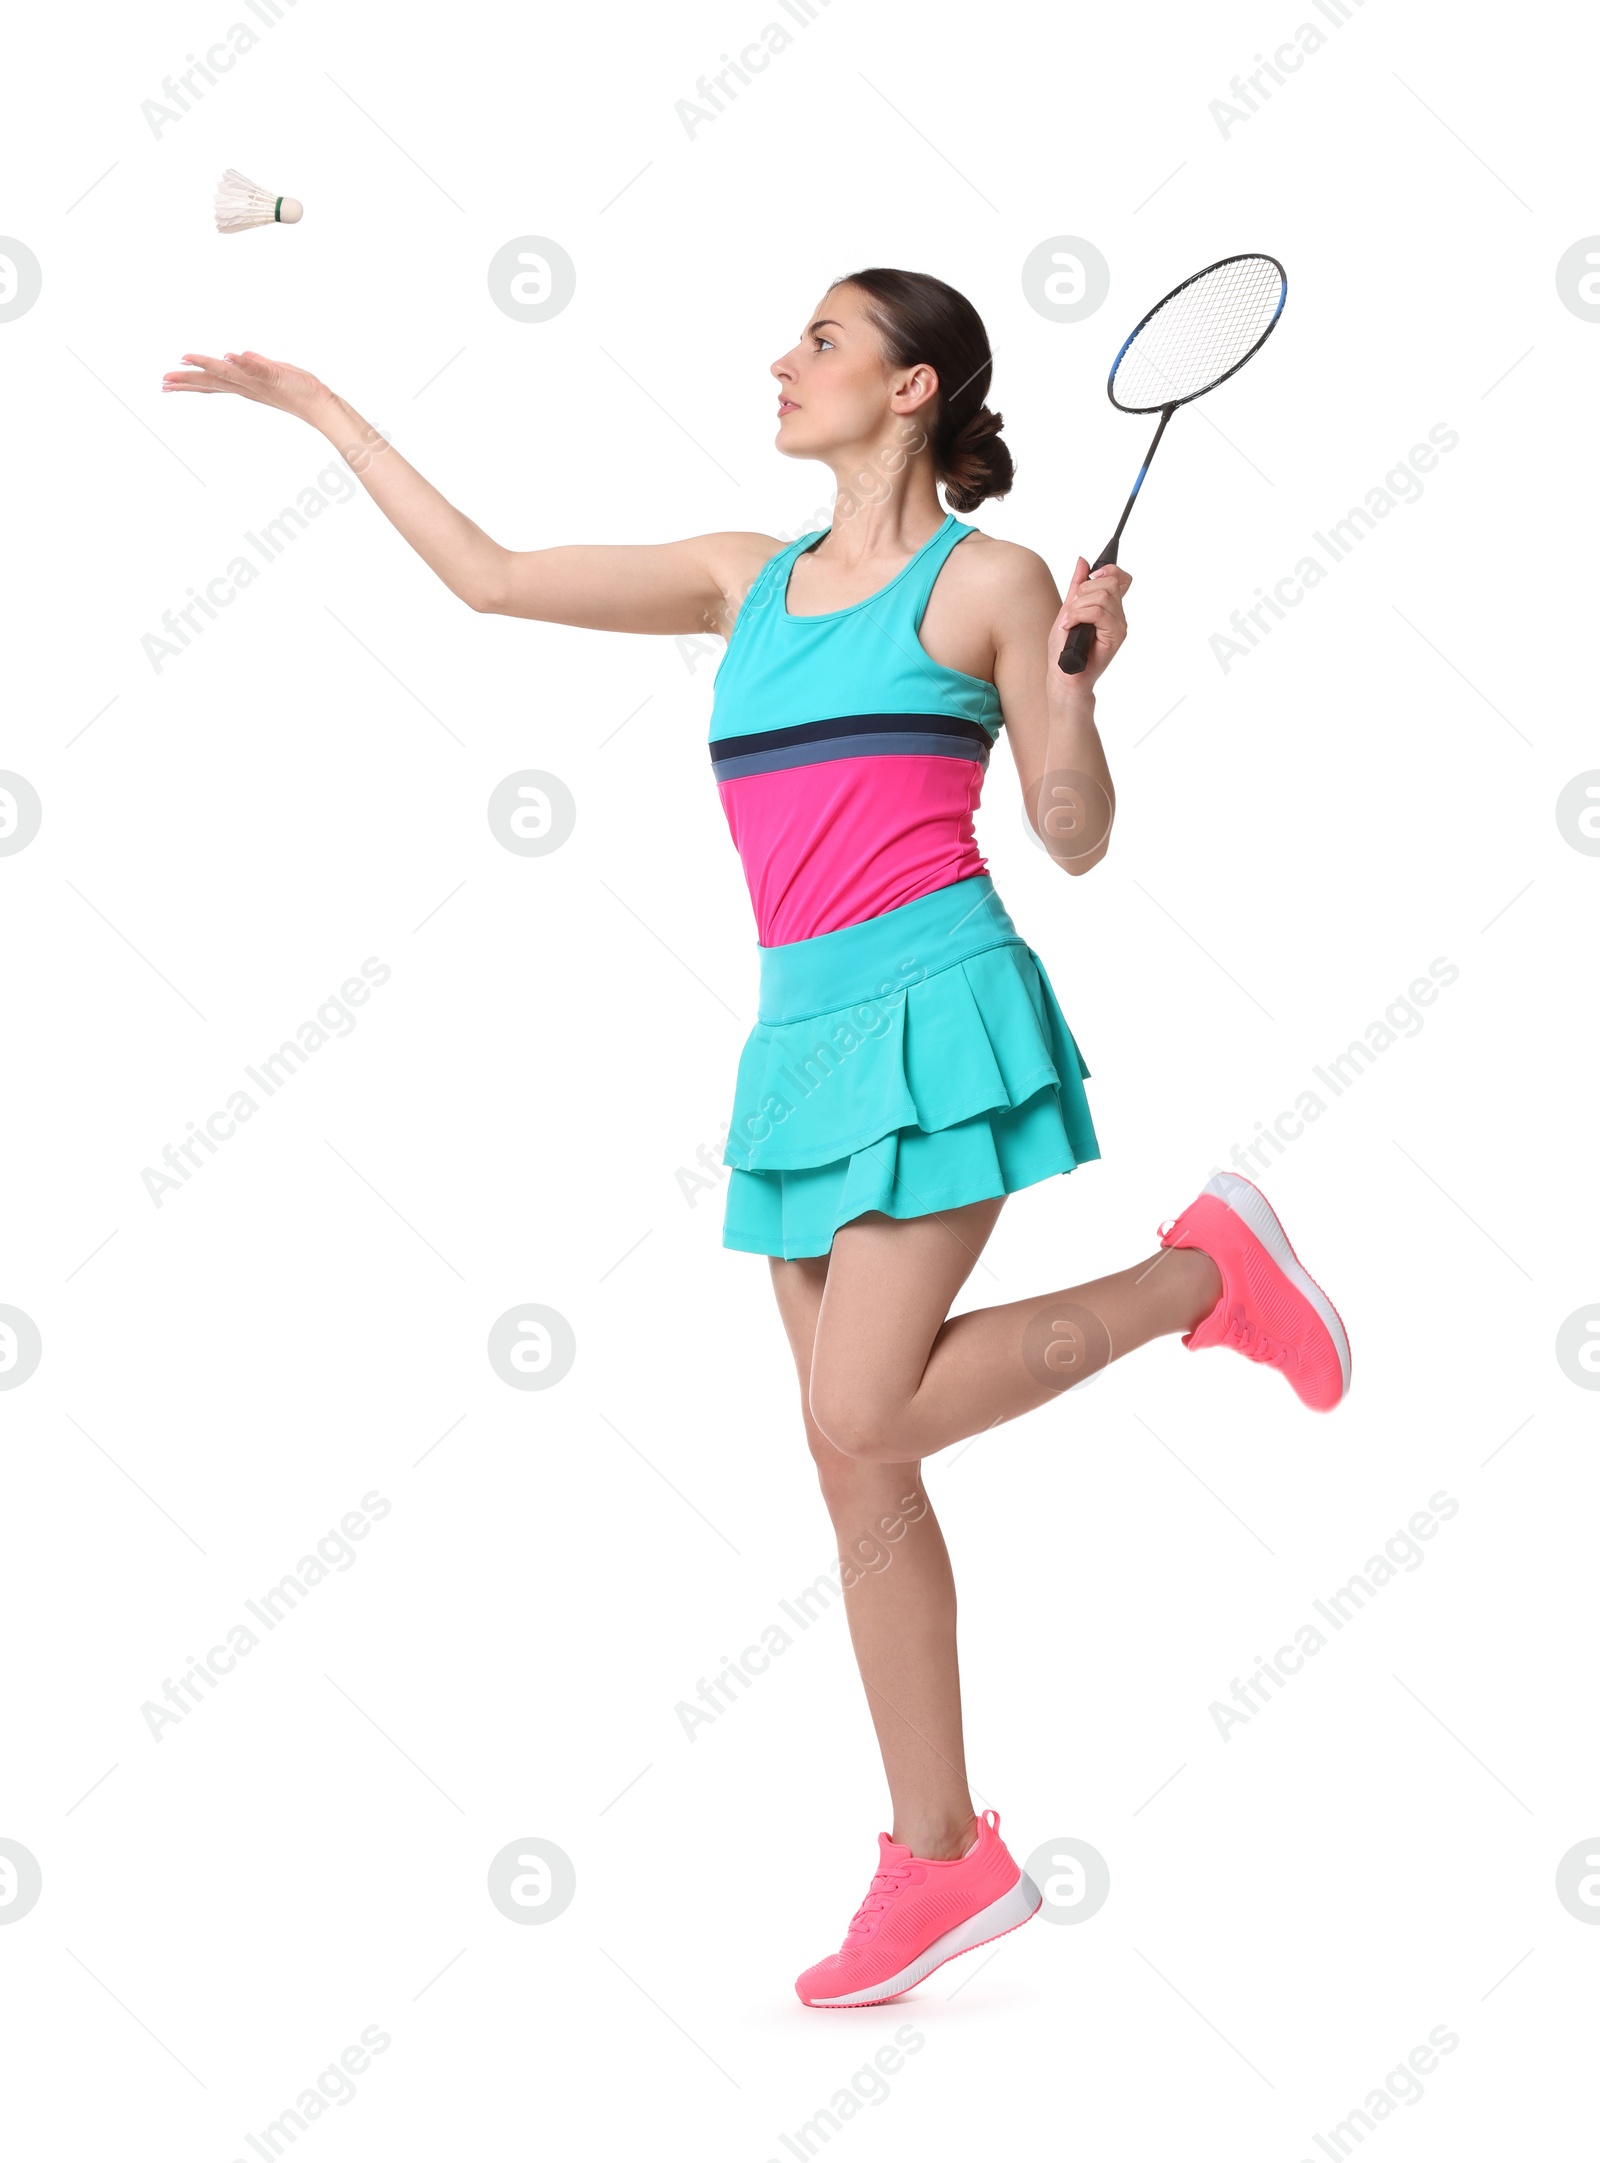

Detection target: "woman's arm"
[990, 550, 1129, 876]
[163, 350, 777, 635]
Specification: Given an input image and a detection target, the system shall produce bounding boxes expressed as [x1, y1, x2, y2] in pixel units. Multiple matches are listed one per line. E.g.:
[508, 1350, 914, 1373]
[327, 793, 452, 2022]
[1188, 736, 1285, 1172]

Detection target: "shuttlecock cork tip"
[278, 198, 304, 223]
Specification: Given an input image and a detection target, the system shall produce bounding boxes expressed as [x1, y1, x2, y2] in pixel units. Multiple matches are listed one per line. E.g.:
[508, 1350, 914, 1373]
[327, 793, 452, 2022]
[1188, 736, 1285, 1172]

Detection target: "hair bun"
[942, 403, 1014, 514]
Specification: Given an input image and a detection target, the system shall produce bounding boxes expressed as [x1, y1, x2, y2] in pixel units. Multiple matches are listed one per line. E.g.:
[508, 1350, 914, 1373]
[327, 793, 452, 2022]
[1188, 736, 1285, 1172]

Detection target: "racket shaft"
[1058, 404, 1175, 676]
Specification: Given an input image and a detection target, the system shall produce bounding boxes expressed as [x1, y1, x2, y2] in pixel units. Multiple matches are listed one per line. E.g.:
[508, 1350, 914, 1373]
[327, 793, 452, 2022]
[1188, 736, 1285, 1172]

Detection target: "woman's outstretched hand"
[163, 350, 332, 423]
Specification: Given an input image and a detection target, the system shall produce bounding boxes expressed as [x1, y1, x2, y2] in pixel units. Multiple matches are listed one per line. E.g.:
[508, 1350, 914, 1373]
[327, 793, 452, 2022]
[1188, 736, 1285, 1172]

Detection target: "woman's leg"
[806, 1200, 1223, 1465]
[768, 1213, 1005, 1861]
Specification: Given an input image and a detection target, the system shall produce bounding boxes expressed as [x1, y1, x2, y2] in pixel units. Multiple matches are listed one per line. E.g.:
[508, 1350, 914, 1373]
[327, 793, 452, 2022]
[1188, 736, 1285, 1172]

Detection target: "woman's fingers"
[160, 350, 313, 412]
[1069, 568, 1132, 607]
[1062, 558, 1130, 597]
[1058, 572, 1130, 641]
[1058, 563, 1131, 619]
[1068, 596, 1125, 638]
[163, 352, 242, 393]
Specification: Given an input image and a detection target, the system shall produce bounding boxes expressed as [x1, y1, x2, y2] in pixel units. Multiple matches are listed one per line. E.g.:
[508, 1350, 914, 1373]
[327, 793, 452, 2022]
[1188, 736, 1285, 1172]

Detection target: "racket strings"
[1111, 255, 1285, 412]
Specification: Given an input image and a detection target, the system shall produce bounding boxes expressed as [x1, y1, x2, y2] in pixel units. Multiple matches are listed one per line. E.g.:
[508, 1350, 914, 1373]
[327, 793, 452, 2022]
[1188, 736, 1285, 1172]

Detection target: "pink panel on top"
[718, 754, 989, 947]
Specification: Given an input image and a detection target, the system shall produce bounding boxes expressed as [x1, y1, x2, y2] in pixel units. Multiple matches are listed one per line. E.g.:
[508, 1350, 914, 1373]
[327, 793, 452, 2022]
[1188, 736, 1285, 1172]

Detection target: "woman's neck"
[819, 449, 947, 564]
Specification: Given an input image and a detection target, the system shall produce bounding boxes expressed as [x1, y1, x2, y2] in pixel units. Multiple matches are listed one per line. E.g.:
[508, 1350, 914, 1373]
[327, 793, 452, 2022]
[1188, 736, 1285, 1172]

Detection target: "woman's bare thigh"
[767, 1249, 830, 1399]
[805, 1199, 1005, 1439]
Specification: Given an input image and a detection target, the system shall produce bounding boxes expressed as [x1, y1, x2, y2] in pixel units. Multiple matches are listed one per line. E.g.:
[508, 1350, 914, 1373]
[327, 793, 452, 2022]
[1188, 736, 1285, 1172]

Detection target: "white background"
[3, 0, 1597, 2155]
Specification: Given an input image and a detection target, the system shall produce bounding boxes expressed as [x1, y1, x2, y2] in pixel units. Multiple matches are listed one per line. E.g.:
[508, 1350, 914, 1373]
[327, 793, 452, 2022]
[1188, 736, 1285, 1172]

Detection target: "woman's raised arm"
[164, 349, 776, 636]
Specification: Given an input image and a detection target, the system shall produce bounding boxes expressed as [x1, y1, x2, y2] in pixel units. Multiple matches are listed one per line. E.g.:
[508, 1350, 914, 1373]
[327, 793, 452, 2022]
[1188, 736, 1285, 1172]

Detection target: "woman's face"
[771, 284, 937, 462]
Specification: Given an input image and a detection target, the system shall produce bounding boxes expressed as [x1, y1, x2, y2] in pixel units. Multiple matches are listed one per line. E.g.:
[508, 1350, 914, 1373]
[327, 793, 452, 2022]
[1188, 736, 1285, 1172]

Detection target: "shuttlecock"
[214, 169, 303, 233]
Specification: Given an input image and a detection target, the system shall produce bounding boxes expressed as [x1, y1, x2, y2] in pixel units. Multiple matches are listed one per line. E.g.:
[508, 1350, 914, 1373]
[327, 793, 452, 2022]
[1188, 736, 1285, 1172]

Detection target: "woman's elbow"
[1060, 842, 1109, 877]
[1032, 820, 1112, 875]
[464, 565, 510, 613]
[1031, 773, 1114, 875]
[465, 544, 517, 614]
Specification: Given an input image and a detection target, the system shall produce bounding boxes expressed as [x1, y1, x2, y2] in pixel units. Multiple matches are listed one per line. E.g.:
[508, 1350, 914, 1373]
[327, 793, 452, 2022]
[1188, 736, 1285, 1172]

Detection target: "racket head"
[1107, 253, 1287, 414]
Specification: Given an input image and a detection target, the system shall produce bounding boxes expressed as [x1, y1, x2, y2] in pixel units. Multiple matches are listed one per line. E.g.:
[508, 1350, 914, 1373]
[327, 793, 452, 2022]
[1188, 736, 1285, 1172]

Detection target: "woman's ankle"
[1148, 1244, 1222, 1334]
[892, 1809, 979, 1861]
[1179, 1244, 1224, 1329]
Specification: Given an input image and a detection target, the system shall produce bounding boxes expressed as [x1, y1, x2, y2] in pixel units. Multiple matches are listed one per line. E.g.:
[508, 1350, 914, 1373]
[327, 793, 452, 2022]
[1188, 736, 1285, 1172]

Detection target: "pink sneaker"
[1159, 1171, 1351, 1412]
[795, 1810, 1040, 2009]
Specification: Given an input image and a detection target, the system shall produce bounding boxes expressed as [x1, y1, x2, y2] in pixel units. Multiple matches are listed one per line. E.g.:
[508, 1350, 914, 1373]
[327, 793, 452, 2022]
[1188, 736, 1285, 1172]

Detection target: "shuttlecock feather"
[214, 169, 303, 234]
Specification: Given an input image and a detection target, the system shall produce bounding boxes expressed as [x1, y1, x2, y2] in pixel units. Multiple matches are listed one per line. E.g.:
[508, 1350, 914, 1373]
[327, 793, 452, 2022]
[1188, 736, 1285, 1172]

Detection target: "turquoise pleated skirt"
[721, 873, 1100, 1260]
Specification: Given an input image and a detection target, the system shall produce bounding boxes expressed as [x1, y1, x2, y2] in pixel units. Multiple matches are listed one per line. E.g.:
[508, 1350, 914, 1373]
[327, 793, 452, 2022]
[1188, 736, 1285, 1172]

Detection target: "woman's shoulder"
[703, 529, 795, 582]
[693, 530, 794, 638]
[948, 527, 1056, 590]
[942, 527, 1062, 629]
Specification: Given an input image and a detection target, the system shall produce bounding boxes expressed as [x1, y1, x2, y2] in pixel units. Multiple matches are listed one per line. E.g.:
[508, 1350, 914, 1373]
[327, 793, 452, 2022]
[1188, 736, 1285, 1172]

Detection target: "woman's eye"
[814, 336, 834, 351]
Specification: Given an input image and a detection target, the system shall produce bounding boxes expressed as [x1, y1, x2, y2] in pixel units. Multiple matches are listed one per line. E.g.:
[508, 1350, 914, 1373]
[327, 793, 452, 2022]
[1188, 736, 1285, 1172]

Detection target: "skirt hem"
[723, 1133, 1102, 1261]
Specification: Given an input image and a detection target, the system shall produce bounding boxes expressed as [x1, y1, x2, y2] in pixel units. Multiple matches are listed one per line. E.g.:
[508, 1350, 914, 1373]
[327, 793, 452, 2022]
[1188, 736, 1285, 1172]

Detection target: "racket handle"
[1058, 620, 1095, 676]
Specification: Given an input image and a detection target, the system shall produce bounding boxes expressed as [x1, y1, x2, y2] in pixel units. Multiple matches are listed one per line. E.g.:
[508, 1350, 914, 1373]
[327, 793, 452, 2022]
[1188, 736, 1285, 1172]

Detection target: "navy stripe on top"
[710, 710, 992, 783]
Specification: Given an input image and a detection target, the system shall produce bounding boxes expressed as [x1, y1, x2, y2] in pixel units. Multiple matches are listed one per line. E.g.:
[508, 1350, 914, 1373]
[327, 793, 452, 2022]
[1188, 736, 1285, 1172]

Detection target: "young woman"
[166, 266, 1349, 2010]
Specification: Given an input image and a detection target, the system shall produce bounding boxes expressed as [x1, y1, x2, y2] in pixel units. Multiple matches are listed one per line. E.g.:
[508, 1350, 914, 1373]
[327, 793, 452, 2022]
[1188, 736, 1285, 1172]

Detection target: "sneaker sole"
[1202, 1170, 1352, 1401]
[800, 1873, 1043, 2008]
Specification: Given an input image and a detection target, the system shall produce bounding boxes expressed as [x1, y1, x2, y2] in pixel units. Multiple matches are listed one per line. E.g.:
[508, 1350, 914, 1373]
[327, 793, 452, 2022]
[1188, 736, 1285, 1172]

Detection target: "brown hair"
[832, 266, 1014, 512]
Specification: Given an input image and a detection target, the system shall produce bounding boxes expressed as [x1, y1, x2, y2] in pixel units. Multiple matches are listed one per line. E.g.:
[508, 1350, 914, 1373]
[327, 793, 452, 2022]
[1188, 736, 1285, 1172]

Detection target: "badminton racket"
[1059, 252, 1287, 675]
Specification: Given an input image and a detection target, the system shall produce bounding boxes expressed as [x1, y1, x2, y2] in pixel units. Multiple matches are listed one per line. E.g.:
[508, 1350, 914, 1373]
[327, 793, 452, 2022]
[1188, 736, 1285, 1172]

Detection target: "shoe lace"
[845, 1862, 919, 1940]
[1222, 1308, 1290, 1368]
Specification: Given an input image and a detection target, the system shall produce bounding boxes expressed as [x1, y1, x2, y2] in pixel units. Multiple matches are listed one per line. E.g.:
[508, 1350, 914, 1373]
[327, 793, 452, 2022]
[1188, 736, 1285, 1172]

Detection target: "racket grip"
[1057, 619, 1095, 676]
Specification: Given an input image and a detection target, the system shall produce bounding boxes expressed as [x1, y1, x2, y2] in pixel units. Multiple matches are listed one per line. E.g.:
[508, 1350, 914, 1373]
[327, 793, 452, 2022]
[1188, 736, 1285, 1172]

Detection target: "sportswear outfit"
[709, 512, 1099, 1260]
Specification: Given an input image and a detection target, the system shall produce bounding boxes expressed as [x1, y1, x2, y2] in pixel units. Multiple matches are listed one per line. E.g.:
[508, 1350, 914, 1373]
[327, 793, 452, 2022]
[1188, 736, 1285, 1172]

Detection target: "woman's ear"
[892, 363, 940, 418]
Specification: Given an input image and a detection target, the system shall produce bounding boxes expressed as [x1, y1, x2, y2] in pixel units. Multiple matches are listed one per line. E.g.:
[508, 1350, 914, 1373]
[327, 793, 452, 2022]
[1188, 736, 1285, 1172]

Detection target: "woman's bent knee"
[808, 1386, 911, 1466]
